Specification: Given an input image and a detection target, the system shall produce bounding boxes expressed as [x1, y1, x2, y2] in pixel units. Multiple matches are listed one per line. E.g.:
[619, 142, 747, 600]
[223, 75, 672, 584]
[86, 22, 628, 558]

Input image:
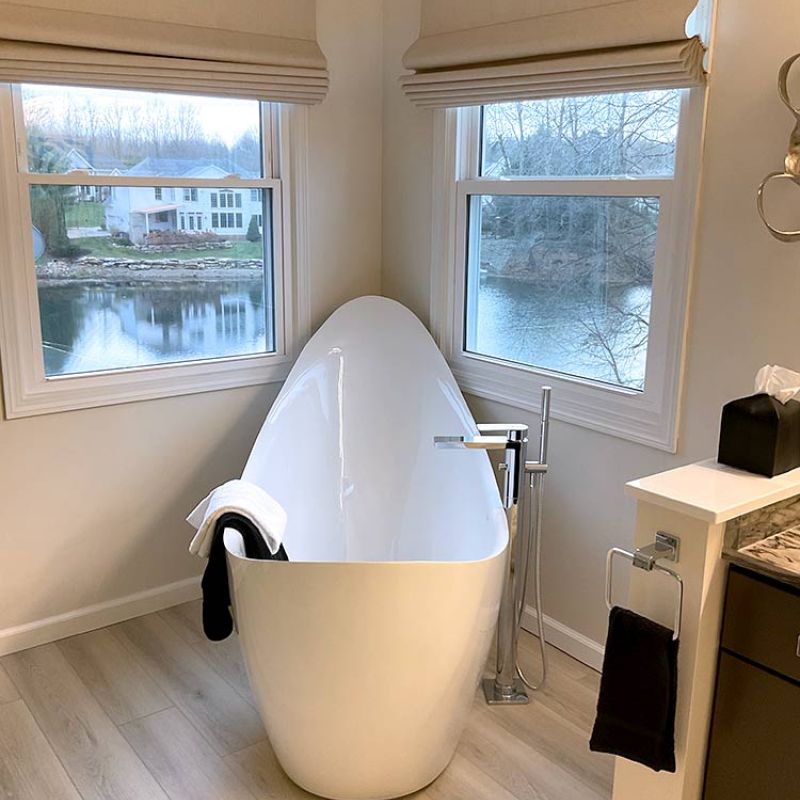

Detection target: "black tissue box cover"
[718, 393, 800, 477]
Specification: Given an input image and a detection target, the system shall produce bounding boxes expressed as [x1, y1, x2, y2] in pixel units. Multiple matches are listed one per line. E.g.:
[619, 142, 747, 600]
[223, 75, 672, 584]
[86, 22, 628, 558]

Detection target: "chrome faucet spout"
[433, 434, 508, 451]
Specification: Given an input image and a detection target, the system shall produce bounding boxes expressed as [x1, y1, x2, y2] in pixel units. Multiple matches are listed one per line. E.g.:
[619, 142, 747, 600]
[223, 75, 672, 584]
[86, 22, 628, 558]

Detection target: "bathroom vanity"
[703, 565, 800, 799]
[611, 459, 800, 800]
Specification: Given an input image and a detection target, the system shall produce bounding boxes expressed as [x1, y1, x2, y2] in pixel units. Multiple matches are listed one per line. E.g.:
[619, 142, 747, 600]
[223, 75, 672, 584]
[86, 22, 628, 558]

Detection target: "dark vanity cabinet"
[703, 566, 800, 799]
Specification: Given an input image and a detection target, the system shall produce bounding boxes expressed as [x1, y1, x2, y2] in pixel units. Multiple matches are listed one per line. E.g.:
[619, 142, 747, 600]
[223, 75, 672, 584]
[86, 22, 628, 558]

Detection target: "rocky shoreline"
[36, 255, 263, 284]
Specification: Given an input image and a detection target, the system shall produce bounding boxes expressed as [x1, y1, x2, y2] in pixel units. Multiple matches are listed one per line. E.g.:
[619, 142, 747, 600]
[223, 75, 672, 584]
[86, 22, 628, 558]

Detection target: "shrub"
[246, 215, 261, 243]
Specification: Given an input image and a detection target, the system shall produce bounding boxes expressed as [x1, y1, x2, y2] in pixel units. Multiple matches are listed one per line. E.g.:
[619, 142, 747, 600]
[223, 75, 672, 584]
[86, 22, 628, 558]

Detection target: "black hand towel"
[201, 511, 288, 642]
[589, 606, 678, 772]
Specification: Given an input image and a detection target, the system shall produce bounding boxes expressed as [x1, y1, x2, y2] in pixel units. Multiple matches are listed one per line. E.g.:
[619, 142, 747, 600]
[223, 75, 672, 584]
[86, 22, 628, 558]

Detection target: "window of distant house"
[437, 89, 703, 450]
[0, 83, 297, 417]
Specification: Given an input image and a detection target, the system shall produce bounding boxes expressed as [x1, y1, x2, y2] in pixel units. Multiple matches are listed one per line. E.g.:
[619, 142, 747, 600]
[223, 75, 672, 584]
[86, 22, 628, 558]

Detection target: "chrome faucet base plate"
[482, 677, 529, 705]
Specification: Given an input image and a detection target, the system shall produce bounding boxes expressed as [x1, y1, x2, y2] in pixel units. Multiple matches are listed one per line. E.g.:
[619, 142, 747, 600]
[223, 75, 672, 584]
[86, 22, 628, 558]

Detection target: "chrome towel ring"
[757, 53, 800, 243]
[605, 534, 684, 642]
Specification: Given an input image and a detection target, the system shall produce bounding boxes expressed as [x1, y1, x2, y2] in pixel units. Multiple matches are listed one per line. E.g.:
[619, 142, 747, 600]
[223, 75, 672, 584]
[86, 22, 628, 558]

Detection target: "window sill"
[1, 353, 293, 418]
[448, 351, 680, 452]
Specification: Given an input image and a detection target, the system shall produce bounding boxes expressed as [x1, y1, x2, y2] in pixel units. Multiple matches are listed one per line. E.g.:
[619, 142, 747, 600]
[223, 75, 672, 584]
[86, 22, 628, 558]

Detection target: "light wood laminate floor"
[0, 601, 613, 800]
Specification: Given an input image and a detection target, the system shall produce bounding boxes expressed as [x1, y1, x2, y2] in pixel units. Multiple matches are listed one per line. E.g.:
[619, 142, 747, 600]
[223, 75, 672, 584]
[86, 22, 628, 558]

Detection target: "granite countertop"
[723, 528, 800, 588]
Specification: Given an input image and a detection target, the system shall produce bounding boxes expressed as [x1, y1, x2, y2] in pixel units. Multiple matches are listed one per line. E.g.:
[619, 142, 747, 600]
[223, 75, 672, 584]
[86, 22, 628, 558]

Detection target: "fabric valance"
[0, 0, 328, 103]
[402, 0, 706, 108]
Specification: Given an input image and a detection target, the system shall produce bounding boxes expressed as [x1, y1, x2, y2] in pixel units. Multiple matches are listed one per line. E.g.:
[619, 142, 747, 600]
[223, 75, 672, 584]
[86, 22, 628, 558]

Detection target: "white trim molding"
[0, 90, 311, 418]
[0, 576, 202, 657]
[521, 603, 605, 672]
[430, 89, 707, 452]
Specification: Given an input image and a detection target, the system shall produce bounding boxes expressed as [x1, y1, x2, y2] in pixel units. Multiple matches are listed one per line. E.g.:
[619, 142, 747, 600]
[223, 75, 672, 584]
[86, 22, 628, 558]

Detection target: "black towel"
[201, 511, 288, 642]
[589, 606, 678, 772]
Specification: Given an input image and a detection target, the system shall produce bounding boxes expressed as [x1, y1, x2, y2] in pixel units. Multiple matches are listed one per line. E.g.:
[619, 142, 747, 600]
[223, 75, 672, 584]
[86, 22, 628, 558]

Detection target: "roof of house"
[63, 147, 125, 172]
[125, 157, 259, 179]
[90, 154, 126, 171]
[131, 203, 181, 214]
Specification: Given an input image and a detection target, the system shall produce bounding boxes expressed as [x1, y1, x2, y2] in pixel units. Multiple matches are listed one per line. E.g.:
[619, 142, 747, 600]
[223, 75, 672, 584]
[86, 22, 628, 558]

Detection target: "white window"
[251, 189, 261, 202]
[433, 90, 704, 450]
[0, 85, 310, 417]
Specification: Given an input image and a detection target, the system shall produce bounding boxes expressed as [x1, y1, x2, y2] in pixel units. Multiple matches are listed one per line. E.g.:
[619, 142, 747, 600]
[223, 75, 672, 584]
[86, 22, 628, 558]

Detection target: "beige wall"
[0, 0, 383, 638]
[382, 0, 800, 647]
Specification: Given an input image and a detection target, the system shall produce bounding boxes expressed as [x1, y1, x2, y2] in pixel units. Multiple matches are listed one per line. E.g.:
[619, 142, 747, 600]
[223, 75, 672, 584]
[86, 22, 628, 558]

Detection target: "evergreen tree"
[245, 214, 261, 243]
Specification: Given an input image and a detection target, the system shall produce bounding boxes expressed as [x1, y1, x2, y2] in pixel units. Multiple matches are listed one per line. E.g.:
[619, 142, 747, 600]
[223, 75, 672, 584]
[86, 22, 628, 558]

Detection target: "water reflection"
[471, 277, 651, 390]
[38, 280, 271, 376]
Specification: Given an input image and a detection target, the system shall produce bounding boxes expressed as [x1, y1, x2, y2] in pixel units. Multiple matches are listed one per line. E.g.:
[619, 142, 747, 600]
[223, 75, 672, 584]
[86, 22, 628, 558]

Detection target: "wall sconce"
[757, 54, 800, 242]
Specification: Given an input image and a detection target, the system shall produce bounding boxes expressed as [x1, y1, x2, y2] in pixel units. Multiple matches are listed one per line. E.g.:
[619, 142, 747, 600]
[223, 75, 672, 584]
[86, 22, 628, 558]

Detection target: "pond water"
[469, 277, 652, 390]
[37, 279, 272, 376]
[37, 276, 650, 389]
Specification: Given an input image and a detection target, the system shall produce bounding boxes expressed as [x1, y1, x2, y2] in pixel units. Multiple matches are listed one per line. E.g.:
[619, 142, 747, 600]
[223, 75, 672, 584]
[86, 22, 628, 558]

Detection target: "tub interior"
[237, 297, 507, 564]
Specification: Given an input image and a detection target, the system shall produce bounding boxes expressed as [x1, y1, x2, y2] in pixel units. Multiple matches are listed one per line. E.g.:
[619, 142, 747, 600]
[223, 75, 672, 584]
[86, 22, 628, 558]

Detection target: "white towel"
[187, 479, 287, 558]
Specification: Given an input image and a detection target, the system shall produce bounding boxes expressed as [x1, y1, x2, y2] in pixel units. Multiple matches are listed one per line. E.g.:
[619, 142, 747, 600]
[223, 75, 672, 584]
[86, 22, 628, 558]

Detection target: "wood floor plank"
[58, 628, 171, 725]
[460, 705, 608, 800]
[425, 752, 520, 800]
[115, 613, 266, 756]
[2, 644, 168, 800]
[225, 739, 318, 800]
[0, 699, 81, 800]
[516, 639, 603, 734]
[121, 707, 258, 800]
[159, 601, 254, 703]
[474, 697, 614, 796]
[0, 661, 19, 704]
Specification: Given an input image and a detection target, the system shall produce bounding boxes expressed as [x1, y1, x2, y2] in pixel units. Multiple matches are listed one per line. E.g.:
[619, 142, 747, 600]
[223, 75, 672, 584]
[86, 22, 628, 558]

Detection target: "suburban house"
[103, 157, 264, 244]
[64, 148, 125, 202]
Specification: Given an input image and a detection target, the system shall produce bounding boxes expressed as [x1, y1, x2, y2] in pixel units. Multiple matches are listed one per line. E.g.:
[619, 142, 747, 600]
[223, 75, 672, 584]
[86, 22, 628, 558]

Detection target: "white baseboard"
[521, 604, 605, 672]
[0, 576, 202, 656]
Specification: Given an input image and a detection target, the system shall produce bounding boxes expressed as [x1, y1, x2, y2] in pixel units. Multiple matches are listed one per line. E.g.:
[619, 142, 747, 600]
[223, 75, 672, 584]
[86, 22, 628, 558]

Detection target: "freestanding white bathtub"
[224, 296, 508, 800]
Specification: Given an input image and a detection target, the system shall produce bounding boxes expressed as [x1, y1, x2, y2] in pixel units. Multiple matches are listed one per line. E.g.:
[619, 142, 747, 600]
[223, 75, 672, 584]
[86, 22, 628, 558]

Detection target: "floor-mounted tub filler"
[223, 296, 549, 799]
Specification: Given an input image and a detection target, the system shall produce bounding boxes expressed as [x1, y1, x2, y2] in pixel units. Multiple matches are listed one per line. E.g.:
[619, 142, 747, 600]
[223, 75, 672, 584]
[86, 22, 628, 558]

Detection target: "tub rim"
[222, 528, 509, 567]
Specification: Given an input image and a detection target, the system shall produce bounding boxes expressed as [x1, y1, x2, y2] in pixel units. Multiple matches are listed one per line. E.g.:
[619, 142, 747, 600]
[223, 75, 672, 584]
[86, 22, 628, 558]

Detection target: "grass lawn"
[66, 202, 105, 229]
[71, 236, 264, 261]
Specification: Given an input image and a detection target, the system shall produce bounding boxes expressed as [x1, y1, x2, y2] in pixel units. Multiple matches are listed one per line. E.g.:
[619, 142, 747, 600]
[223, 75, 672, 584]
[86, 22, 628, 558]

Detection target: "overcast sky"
[21, 84, 259, 146]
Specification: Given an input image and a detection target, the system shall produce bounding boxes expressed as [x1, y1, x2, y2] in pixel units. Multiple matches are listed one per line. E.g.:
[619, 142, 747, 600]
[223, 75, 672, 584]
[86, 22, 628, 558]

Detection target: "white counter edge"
[624, 458, 800, 524]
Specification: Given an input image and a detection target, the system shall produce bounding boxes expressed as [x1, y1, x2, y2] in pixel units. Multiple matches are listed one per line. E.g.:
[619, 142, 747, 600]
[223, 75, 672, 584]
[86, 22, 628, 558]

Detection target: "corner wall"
[382, 0, 800, 654]
[0, 0, 383, 652]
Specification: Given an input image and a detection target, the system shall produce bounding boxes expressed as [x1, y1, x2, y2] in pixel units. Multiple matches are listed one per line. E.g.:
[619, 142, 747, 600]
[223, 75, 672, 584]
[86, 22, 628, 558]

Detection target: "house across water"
[103, 157, 264, 244]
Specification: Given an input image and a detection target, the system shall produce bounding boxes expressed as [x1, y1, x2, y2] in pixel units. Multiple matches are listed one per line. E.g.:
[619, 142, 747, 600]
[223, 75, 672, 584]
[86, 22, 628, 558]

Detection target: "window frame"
[430, 90, 706, 452]
[0, 88, 312, 418]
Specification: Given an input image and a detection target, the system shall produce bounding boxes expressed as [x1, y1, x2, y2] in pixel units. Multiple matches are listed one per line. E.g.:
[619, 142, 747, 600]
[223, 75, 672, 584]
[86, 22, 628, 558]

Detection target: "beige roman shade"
[402, 0, 706, 108]
[0, 0, 328, 103]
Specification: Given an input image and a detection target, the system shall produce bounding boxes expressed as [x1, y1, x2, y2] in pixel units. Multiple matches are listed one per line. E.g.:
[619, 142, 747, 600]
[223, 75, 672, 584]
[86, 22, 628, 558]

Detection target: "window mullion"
[458, 177, 671, 197]
[22, 174, 276, 189]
